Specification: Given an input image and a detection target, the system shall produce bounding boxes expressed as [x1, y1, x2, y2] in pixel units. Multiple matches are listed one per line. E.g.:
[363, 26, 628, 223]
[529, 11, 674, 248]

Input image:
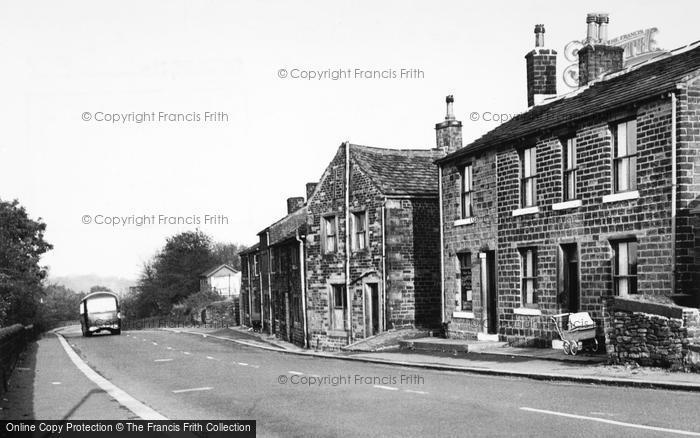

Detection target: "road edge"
[54, 330, 169, 420]
[164, 328, 700, 393]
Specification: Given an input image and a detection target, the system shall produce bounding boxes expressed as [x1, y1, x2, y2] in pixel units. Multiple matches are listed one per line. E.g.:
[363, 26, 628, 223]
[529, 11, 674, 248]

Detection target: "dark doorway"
[365, 283, 380, 336]
[486, 251, 498, 335]
[562, 244, 579, 313]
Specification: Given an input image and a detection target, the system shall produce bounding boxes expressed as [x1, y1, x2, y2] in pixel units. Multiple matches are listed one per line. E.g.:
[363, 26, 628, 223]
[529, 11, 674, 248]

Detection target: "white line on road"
[250, 365, 260, 369]
[152, 342, 158, 346]
[154, 359, 173, 362]
[520, 407, 700, 436]
[51, 382, 61, 385]
[288, 371, 304, 375]
[404, 390, 428, 395]
[373, 385, 399, 391]
[54, 332, 167, 420]
[172, 387, 212, 394]
[238, 362, 248, 366]
[166, 347, 173, 350]
[206, 356, 218, 360]
[183, 352, 191, 355]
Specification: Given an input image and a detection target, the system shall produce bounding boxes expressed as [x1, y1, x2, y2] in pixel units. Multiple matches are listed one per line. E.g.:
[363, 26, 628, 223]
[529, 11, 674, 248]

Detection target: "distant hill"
[49, 275, 136, 296]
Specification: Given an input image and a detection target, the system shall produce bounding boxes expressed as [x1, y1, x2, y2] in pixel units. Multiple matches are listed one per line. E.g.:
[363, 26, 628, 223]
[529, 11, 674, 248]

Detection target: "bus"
[79, 291, 121, 336]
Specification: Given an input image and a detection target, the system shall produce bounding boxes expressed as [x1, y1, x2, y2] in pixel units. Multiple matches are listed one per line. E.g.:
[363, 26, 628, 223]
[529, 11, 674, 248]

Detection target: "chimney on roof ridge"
[435, 95, 463, 154]
[578, 13, 624, 86]
[286, 197, 305, 214]
[525, 24, 557, 107]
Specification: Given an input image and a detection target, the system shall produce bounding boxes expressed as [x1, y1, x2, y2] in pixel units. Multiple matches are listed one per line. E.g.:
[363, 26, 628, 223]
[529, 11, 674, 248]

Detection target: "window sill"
[453, 217, 476, 226]
[552, 199, 582, 211]
[602, 190, 639, 204]
[452, 311, 475, 319]
[513, 307, 542, 316]
[512, 206, 540, 217]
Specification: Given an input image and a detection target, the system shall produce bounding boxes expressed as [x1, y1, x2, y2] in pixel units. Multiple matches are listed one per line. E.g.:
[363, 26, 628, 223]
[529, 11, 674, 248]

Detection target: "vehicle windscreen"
[86, 296, 117, 314]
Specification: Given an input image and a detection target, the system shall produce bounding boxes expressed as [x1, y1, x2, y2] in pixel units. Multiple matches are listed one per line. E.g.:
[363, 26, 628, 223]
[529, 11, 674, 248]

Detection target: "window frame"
[613, 240, 638, 296]
[612, 119, 638, 194]
[461, 164, 474, 218]
[520, 147, 538, 208]
[457, 252, 473, 311]
[322, 215, 338, 254]
[563, 137, 578, 201]
[351, 210, 368, 252]
[519, 247, 538, 308]
[253, 254, 260, 277]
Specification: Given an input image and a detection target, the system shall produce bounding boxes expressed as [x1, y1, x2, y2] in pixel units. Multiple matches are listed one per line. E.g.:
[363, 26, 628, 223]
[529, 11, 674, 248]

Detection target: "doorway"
[561, 244, 579, 313]
[486, 251, 498, 335]
[364, 283, 380, 336]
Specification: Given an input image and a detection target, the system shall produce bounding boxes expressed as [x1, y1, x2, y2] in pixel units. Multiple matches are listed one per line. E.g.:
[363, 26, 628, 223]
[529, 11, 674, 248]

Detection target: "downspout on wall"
[295, 230, 309, 348]
[671, 91, 678, 293]
[381, 202, 387, 332]
[345, 141, 352, 344]
[438, 165, 445, 325]
[267, 232, 273, 335]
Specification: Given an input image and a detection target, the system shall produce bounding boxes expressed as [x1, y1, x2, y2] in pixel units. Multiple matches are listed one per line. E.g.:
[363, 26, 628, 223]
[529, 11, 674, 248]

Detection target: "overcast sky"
[1, 0, 698, 280]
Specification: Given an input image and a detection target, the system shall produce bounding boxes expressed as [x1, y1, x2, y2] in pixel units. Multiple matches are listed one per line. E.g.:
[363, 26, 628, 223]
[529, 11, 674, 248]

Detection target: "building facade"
[199, 264, 241, 299]
[304, 143, 442, 349]
[437, 16, 700, 347]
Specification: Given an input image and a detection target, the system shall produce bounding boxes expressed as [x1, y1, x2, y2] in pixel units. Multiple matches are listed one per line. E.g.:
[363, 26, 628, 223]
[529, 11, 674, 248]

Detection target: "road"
[3, 325, 700, 437]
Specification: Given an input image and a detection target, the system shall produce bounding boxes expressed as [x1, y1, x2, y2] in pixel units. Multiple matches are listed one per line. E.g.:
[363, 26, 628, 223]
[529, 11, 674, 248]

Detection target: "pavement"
[209, 326, 700, 392]
[3, 325, 700, 437]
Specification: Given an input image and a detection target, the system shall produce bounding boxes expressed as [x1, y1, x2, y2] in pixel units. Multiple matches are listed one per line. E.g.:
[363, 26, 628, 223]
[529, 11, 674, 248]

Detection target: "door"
[331, 284, 347, 331]
[562, 244, 579, 313]
[364, 283, 380, 336]
[486, 251, 498, 335]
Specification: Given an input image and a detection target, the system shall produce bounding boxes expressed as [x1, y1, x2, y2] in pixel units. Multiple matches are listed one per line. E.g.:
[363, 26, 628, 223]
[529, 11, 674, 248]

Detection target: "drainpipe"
[438, 165, 445, 324]
[671, 91, 678, 294]
[345, 141, 352, 344]
[295, 230, 309, 348]
[267, 232, 273, 335]
[381, 201, 387, 332]
[247, 257, 253, 326]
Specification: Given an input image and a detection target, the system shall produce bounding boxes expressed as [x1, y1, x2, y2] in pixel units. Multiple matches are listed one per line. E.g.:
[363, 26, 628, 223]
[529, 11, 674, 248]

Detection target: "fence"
[0, 324, 38, 394]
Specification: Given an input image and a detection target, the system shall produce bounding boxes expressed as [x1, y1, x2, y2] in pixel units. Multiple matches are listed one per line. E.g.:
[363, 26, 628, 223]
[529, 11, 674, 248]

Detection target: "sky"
[1, 0, 698, 281]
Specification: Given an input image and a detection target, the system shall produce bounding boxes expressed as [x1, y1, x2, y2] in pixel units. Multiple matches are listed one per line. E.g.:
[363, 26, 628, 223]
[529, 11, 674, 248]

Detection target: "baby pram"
[550, 312, 598, 355]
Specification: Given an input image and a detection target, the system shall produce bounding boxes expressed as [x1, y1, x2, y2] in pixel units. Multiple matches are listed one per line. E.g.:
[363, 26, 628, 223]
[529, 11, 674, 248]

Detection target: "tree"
[39, 284, 84, 329]
[0, 199, 52, 326]
[89, 285, 112, 293]
[211, 242, 247, 271]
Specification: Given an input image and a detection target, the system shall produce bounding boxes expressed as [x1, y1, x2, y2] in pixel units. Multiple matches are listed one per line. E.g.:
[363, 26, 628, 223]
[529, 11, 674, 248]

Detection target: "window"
[351, 211, 367, 251]
[521, 147, 537, 207]
[519, 248, 538, 307]
[457, 253, 472, 311]
[253, 254, 260, 276]
[461, 165, 473, 218]
[270, 248, 278, 273]
[613, 120, 637, 193]
[241, 258, 248, 277]
[563, 137, 577, 201]
[613, 240, 638, 296]
[322, 216, 337, 253]
[330, 284, 347, 330]
[291, 245, 299, 269]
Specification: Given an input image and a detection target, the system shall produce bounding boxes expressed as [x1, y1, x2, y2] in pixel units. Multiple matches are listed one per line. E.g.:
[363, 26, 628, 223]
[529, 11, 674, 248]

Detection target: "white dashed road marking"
[404, 390, 428, 395]
[288, 371, 304, 375]
[238, 362, 248, 366]
[152, 342, 158, 346]
[51, 382, 61, 385]
[183, 352, 191, 355]
[154, 359, 173, 362]
[206, 356, 218, 360]
[172, 387, 212, 394]
[520, 407, 700, 436]
[55, 332, 167, 420]
[373, 385, 399, 391]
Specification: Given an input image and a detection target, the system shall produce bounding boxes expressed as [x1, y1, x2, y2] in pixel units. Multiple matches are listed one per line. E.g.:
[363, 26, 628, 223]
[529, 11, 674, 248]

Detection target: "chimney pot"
[445, 95, 455, 120]
[586, 13, 599, 43]
[534, 24, 545, 47]
[597, 13, 610, 43]
[578, 13, 623, 86]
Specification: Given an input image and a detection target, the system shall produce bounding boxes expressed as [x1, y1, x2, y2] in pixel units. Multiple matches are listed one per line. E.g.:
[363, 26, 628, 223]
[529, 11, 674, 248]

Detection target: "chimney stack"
[286, 197, 305, 214]
[305, 182, 318, 201]
[525, 24, 557, 107]
[578, 13, 624, 86]
[435, 95, 463, 154]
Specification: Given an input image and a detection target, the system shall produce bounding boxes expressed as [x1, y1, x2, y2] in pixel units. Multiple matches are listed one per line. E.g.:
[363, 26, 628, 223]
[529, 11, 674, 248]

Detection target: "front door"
[364, 283, 380, 336]
[562, 244, 579, 313]
[486, 251, 498, 335]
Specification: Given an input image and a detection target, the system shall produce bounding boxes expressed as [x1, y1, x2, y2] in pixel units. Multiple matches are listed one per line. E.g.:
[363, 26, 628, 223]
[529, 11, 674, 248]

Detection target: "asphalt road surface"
[6, 325, 700, 437]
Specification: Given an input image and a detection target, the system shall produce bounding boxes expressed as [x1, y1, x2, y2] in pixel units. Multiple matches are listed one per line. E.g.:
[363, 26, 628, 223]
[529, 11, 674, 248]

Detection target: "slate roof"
[200, 264, 238, 278]
[238, 243, 260, 256]
[350, 144, 442, 196]
[268, 206, 307, 246]
[436, 42, 700, 164]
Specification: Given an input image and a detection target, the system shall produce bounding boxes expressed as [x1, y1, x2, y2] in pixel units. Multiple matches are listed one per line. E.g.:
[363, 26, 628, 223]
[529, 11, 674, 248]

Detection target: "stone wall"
[606, 310, 688, 370]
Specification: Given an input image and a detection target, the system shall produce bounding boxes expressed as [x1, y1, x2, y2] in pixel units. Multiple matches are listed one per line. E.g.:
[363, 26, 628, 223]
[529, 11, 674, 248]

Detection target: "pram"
[550, 312, 598, 355]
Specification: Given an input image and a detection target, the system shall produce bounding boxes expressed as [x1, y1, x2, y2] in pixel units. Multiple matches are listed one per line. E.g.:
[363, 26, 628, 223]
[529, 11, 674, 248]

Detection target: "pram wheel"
[570, 341, 579, 356]
[563, 341, 571, 355]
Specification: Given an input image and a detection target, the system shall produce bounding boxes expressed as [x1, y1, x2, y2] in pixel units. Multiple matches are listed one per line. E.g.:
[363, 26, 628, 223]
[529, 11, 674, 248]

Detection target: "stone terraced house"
[437, 16, 700, 347]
